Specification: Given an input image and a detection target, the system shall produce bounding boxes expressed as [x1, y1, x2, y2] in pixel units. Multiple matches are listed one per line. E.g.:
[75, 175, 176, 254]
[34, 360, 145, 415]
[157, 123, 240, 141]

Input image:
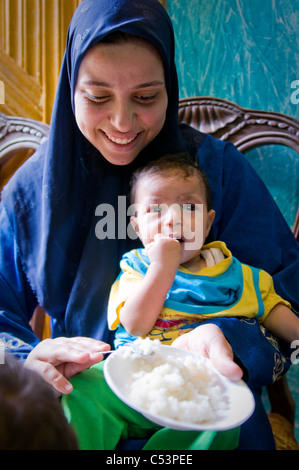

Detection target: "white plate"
[103, 343, 255, 431]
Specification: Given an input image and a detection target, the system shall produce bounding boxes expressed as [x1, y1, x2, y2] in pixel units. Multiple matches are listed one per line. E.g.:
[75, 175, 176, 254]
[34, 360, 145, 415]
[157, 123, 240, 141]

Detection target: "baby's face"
[130, 172, 215, 264]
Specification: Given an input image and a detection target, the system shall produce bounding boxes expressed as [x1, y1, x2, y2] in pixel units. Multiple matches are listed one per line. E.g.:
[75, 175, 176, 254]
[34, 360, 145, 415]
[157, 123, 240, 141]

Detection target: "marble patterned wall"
[168, 0, 299, 228]
[167, 0, 299, 442]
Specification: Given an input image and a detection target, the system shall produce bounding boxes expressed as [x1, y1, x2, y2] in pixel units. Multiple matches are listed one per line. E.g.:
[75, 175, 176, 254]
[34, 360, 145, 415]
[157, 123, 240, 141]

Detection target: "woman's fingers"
[172, 324, 243, 381]
[32, 359, 75, 395]
[206, 330, 243, 381]
[25, 337, 111, 394]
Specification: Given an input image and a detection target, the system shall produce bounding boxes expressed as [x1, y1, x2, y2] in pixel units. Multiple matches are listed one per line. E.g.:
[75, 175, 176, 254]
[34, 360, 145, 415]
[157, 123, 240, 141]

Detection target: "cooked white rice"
[117, 338, 228, 424]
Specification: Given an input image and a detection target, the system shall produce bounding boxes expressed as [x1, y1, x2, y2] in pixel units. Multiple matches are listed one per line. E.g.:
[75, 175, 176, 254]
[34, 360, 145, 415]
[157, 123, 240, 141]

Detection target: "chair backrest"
[178, 96, 299, 241]
[0, 112, 49, 161]
[0, 112, 49, 190]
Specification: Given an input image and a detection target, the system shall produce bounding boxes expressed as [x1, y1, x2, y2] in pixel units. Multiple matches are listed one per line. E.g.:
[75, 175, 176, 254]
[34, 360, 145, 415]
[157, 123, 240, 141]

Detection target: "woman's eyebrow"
[82, 79, 164, 89]
[133, 80, 164, 89]
[82, 79, 109, 87]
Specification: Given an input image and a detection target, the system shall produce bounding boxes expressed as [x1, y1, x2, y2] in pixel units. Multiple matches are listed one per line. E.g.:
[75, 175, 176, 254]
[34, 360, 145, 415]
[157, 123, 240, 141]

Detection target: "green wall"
[168, 0, 299, 228]
[167, 0, 299, 443]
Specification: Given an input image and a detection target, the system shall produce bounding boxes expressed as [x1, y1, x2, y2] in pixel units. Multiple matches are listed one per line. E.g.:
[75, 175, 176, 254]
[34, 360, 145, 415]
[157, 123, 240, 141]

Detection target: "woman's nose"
[109, 100, 135, 131]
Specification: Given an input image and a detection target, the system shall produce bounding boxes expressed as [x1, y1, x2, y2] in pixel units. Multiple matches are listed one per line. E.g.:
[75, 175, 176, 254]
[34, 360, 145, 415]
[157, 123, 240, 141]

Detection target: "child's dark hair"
[0, 354, 78, 450]
[130, 153, 212, 210]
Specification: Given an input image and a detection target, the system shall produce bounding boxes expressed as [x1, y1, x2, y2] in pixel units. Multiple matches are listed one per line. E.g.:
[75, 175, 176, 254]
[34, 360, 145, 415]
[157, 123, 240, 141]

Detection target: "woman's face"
[74, 39, 168, 165]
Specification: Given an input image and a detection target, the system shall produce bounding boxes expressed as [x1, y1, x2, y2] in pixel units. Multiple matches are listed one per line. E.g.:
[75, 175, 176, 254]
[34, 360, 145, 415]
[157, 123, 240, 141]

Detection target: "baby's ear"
[208, 209, 216, 228]
[204, 209, 216, 239]
[130, 216, 139, 235]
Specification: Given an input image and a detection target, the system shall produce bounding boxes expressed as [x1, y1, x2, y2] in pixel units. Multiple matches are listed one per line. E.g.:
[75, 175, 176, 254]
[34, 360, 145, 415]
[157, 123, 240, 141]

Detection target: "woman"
[0, 0, 298, 449]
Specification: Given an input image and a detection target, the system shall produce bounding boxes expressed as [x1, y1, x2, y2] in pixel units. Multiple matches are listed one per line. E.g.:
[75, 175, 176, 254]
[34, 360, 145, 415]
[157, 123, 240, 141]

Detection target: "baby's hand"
[144, 234, 182, 270]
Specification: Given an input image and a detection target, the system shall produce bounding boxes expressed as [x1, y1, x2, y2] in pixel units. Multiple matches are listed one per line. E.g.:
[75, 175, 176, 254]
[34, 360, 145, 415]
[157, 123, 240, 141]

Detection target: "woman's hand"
[172, 324, 243, 381]
[25, 337, 111, 395]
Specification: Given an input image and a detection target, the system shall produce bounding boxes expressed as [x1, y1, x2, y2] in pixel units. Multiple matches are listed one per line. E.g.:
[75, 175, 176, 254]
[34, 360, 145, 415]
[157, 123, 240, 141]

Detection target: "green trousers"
[61, 362, 240, 450]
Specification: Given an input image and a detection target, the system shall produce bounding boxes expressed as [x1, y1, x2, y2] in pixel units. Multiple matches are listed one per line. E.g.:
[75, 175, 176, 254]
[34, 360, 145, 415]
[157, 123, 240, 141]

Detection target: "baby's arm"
[119, 237, 182, 337]
[263, 303, 299, 343]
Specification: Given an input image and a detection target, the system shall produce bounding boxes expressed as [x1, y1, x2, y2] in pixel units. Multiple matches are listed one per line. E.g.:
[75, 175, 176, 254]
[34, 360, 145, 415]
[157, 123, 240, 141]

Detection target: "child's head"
[0, 354, 78, 450]
[130, 153, 215, 259]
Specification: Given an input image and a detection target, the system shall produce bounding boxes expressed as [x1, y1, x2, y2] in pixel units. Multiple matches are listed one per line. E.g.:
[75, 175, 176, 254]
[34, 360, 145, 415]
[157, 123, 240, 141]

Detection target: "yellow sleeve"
[107, 261, 144, 330]
[258, 269, 291, 323]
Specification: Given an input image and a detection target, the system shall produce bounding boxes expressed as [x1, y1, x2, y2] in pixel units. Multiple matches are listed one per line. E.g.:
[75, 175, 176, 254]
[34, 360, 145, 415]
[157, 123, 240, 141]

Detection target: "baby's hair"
[130, 153, 212, 210]
[0, 353, 78, 450]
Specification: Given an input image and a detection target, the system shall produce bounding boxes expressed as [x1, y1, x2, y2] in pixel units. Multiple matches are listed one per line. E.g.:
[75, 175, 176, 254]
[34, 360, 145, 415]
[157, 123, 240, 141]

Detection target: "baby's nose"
[164, 204, 182, 226]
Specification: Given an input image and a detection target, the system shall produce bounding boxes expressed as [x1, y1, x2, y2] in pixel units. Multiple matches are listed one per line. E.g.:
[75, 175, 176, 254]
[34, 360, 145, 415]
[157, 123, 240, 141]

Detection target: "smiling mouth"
[104, 132, 139, 145]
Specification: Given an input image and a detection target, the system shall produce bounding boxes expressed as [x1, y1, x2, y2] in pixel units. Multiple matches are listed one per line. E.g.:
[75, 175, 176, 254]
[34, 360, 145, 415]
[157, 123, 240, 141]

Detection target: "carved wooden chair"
[0, 112, 50, 339]
[0, 112, 49, 190]
[0, 98, 298, 449]
[178, 96, 299, 449]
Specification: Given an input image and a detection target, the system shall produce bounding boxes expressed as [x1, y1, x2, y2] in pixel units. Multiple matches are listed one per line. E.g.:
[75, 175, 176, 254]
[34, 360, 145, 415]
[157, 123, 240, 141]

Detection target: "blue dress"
[0, 0, 298, 449]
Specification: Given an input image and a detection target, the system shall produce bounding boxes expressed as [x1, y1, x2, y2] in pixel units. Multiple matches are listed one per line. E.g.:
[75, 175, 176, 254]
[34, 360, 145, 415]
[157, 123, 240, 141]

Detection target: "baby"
[62, 153, 298, 451]
[108, 153, 299, 346]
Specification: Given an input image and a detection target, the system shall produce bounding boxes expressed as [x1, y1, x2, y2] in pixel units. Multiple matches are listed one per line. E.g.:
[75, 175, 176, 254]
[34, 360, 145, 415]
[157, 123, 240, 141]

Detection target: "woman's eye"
[86, 93, 110, 103]
[135, 94, 157, 103]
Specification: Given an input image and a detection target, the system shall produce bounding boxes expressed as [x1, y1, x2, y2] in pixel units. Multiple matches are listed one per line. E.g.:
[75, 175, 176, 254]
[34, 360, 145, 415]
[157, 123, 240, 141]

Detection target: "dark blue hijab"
[2, 0, 187, 343]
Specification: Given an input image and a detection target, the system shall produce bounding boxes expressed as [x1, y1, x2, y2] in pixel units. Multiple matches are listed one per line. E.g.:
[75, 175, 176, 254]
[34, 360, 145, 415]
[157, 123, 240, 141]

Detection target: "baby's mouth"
[169, 234, 184, 243]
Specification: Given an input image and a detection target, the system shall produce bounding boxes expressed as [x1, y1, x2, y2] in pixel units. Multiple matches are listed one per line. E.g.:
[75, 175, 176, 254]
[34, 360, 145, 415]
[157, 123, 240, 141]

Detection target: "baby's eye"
[149, 204, 162, 213]
[183, 203, 196, 211]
